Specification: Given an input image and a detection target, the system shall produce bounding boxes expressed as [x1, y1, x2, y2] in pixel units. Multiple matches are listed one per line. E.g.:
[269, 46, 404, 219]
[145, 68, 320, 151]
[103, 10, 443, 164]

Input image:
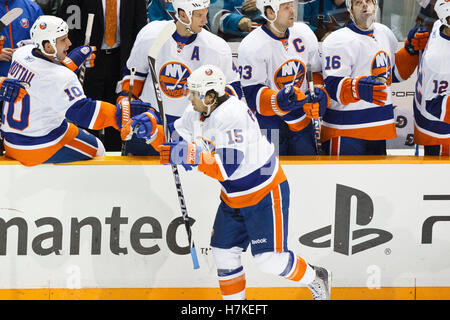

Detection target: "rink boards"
[0, 155, 450, 300]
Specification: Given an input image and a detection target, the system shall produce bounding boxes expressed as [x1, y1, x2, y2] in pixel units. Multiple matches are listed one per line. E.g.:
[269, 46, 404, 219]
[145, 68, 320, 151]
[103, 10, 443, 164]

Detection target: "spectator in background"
[147, 0, 213, 31]
[147, 0, 175, 21]
[416, 0, 439, 31]
[58, 0, 147, 152]
[0, 0, 43, 76]
[301, 0, 348, 41]
[210, 0, 265, 41]
[34, 0, 62, 15]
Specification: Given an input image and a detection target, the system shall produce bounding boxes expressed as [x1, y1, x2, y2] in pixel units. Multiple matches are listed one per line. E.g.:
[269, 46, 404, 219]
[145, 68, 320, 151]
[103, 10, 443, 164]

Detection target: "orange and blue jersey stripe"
[218, 153, 287, 209]
[2, 121, 79, 166]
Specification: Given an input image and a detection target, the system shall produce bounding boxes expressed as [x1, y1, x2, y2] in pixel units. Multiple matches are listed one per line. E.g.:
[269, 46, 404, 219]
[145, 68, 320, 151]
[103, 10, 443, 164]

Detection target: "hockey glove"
[121, 110, 160, 142]
[61, 46, 97, 73]
[404, 26, 429, 55]
[115, 99, 156, 129]
[160, 141, 203, 171]
[273, 86, 307, 115]
[351, 76, 388, 106]
[303, 86, 330, 118]
[0, 77, 27, 104]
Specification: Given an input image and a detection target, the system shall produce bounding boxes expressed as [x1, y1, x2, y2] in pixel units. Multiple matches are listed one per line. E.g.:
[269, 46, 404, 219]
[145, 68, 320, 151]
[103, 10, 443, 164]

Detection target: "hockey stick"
[0, 8, 23, 155]
[0, 8, 23, 33]
[121, 67, 136, 156]
[147, 22, 199, 269]
[306, 63, 323, 155]
[77, 14, 106, 144]
[415, 21, 424, 157]
[78, 13, 95, 85]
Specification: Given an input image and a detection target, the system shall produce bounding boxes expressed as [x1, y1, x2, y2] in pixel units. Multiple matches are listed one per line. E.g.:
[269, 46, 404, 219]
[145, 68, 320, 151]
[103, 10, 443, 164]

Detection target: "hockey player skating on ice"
[117, 0, 242, 156]
[321, 0, 430, 155]
[238, 0, 330, 155]
[0, 15, 152, 166]
[122, 65, 332, 300]
[413, 0, 450, 155]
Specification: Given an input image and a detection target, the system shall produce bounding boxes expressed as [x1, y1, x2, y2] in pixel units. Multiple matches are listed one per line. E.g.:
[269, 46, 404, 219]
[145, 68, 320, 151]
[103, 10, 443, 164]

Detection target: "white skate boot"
[307, 265, 332, 300]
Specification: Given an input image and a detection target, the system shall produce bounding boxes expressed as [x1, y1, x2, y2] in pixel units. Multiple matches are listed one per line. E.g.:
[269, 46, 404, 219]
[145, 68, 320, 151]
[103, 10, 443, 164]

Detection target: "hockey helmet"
[172, 0, 210, 27]
[30, 15, 68, 59]
[186, 64, 226, 98]
[256, 0, 293, 22]
[435, 0, 450, 28]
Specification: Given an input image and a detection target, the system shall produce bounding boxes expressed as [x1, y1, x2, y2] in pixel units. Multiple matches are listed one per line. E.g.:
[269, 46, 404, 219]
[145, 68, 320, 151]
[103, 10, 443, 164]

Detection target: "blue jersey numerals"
[226, 129, 244, 144]
[4, 94, 31, 131]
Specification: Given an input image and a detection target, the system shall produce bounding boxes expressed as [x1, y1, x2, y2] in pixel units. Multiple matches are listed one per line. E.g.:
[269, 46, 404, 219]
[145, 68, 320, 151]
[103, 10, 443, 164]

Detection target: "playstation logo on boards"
[299, 184, 393, 255]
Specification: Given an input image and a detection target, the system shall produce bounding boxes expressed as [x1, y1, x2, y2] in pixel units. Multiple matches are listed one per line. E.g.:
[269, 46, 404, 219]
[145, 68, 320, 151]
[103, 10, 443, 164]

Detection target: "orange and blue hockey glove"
[273, 85, 308, 115]
[405, 26, 429, 55]
[160, 141, 203, 171]
[120, 109, 160, 142]
[61, 45, 97, 73]
[303, 86, 330, 119]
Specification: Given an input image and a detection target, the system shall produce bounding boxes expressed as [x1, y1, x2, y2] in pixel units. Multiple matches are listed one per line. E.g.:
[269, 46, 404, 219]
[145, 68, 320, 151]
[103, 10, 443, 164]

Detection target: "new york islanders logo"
[274, 59, 305, 90]
[371, 51, 392, 86]
[159, 62, 191, 98]
[20, 18, 30, 28]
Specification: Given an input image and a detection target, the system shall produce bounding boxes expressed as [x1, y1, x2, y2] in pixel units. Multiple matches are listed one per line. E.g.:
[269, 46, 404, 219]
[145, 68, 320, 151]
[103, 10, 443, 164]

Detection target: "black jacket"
[58, 0, 148, 72]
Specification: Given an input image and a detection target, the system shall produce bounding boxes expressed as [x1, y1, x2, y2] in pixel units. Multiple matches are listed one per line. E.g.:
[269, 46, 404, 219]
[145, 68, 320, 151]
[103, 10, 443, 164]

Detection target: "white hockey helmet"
[256, 0, 293, 22]
[30, 15, 68, 58]
[186, 64, 226, 98]
[172, 0, 210, 27]
[435, 0, 450, 28]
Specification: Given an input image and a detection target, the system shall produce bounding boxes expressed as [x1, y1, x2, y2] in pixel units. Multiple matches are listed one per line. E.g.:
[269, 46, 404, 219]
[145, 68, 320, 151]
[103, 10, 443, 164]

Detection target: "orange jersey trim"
[444, 97, 450, 124]
[92, 101, 119, 130]
[4, 124, 79, 167]
[286, 116, 311, 132]
[313, 72, 324, 86]
[321, 123, 396, 142]
[395, 48, 419, 81]
[220, 165, 287, 209]
[414, 127, 450, 146]
[198, 153, 225, 182]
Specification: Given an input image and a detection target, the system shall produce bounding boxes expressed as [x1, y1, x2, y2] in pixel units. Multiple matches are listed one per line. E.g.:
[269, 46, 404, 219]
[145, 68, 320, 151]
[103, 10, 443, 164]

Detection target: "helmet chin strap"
[179, 18, 196, 35]
[268, 20, 285, 35]
[201, 97, 216, 117]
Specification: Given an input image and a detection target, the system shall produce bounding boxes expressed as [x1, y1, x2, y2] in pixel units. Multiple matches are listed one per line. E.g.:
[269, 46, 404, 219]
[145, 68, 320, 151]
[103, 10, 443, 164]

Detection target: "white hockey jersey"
[122, 20, 241, 118]
[414, 20, 450, 146]
[238, 22, 321, 131]
[174, 95, 286, 208]
[1, 45, 117, 166]
[321, 22, 400, 142]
